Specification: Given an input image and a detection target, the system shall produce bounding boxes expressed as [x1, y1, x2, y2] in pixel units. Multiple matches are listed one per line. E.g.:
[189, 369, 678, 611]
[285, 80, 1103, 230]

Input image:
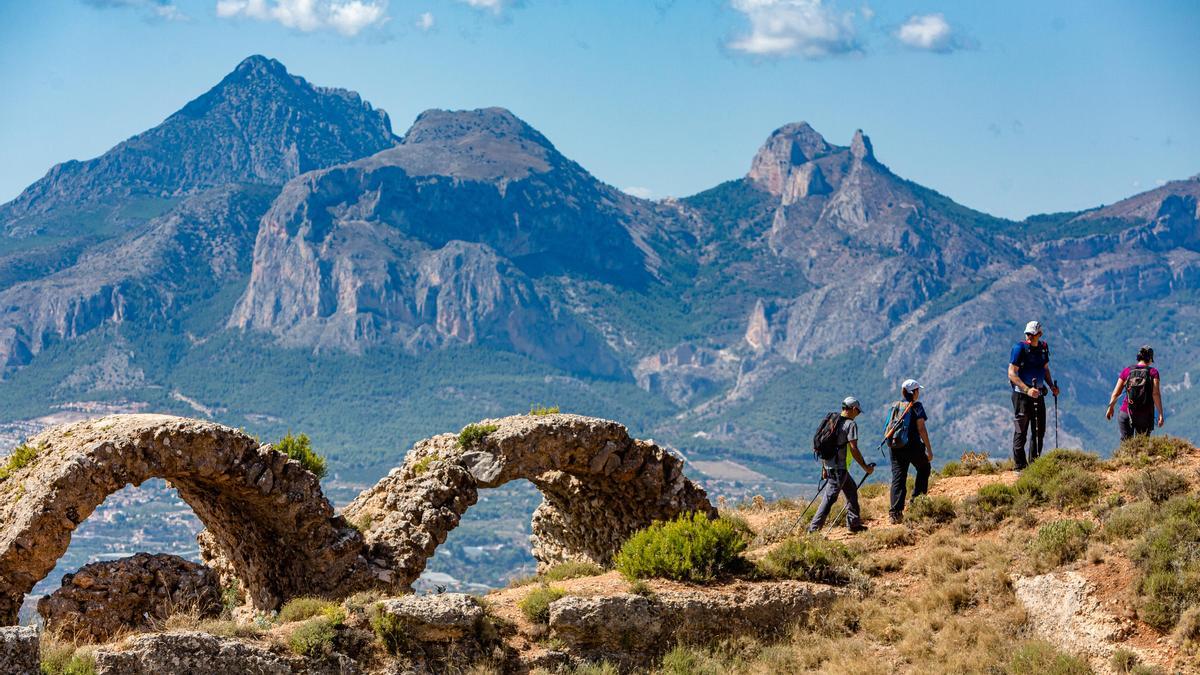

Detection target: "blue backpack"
[883, 401, 914, 450]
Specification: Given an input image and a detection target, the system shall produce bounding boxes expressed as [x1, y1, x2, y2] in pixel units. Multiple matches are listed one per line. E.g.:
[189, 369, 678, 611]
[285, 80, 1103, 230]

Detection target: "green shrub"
[1124, 468, 1189, 504]
[0, 443, 42, 482]
[1032, 520, 1094, 569]
[458, 424, 499, 448]
[756, 535, 856, 585]
[1015, 450, 1102, 509]
[1101, 501, 1157, 541]
[39, 643, 96, 675]
[956, 483, 1018, 533]
[275, 432, 327, 479]
[1132, 495, 1200, 630]
[1007, 640, 1091, 674]
[941, 452, 1000, 477]
[907, 495, 956, 524]
[411, 454, 435, 475]
[529, 404, 560, 416]
[278, 597, 341, 624]
[629, 579, 654, 597]
[542, 561, 604, 582]
[369, 604, 408, 655]
[519, 585, 566, 624]
[614, 513, 748, 582]
[1112, 435, 1193, 467]
[288, 616, 338, 657]
[1110, 648, 1140, 673]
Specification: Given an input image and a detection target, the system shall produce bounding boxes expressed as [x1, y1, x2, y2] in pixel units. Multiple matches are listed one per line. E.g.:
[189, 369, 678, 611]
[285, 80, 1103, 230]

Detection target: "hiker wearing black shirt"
[1105, 345, 1164, 440]
[807, 397, 875, 534]
[886, 379, 933, 524]
[1008, 320, 1059, 470]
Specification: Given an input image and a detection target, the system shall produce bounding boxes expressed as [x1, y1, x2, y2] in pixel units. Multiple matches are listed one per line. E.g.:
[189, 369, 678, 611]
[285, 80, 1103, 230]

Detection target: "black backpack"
[1126, 366, 1154, 412]
[813, 412, 844, 461]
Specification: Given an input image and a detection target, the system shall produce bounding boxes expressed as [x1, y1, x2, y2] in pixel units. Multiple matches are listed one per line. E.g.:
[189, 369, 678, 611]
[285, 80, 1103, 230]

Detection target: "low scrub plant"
[956, 483, 1019, 533]
[1112, 434, 1193, 467]
[277, 597, 342, 624]
[907, 495, 956, 525]
[1132, 495, 1200, 630]
[1124, 468, 1189, 504]
[519, 585, 566, 624]
[614, 512, 748, 582]
[288, 616, 339, 657]
[941, 451, 1001, 477]
[1101, 501, 1157, 541]
[1014, 449, 1102, 509]
[369, 604, 409, 655]
[0, 442, 42, 482]
[1031, 519, 1094, 570]
[39, 640, 96, 675]
[529, 404, 560, 416]
[411, 454, 435, 475]
[275, 432, 327, 479]
[756, 535, 857, 585]
[458, 424, 499, 448]
[541, 561, 604, 582]
[1007, 640, 1091, 674]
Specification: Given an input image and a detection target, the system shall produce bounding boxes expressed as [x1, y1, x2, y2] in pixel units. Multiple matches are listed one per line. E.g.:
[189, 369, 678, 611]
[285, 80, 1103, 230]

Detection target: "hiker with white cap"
[1008, 320, 1059, 470]
[883, 379, 933, 524]
[806, 396, 875, 534]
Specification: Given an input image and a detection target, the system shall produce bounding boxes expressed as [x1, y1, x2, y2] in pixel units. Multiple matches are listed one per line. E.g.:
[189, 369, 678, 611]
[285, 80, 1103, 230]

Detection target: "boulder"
[375, 594, 485, 642]
[91, 631, 362, 675]
[0, 626, 38, 675]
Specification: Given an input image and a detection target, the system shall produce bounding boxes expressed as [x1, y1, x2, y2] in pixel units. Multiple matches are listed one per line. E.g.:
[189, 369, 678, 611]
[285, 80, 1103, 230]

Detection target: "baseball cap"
[902, 379, 921, 394]
[841, 396, 861, 411]
[1024, 320, 1043, 335]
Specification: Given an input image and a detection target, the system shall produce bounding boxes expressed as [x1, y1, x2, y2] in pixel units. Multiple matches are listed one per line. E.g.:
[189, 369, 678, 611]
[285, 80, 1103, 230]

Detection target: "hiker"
[807, 397, 875, 534]
[1105, 345, 1164, 440]
[885, 379, 933, 524]
[1008, 320, 1059, 470]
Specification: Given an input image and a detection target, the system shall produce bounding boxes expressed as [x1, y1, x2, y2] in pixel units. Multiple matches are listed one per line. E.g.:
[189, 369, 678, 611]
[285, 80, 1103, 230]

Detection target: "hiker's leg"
[1031, 397, 1047, 461]
[1132, 409, 1154, 436]
[889, 449, 908, 519]
[912, 450, 931, 501]
[842, 476, 862, 528]
[807, 470, 844, 532]
[1118, 410, 1135, 441]
[1012, 392, 1030, 468]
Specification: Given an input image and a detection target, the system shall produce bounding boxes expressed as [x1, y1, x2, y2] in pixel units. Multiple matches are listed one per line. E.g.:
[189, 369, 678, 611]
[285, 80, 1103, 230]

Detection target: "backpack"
[884, 401, 913, 450]
[1126, 366, 1154, 412]
[812, 412, 844, 461]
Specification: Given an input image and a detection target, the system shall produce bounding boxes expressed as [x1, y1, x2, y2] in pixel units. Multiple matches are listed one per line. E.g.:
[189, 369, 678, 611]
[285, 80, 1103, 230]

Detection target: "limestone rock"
[38, 553, 222, 643]
[0, 626, 38, 675]
[376, 594, 485, 642]
[93, 631, 292, 675]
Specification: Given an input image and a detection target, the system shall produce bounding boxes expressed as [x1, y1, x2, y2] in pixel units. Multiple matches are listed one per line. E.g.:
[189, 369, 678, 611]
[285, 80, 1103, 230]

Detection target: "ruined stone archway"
[0, 415, 369, 625]
[342, 414, 716, 589]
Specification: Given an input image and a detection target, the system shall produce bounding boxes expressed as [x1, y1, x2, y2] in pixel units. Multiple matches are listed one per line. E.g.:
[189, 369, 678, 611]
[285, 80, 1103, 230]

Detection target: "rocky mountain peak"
[748, 121, 843, 196]
[850, 129, 875, 162]
[404, 107, 554, 151]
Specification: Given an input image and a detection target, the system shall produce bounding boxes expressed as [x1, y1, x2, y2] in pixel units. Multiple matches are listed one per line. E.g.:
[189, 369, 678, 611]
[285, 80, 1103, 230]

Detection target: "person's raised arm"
[1153, 375, 1165, 427]
[1105, 377, 1126, 420]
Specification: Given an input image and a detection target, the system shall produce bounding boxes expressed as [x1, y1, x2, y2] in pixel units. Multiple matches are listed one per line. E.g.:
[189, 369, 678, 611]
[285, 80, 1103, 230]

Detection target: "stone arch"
[0, 415, 368, 625]
[342, 414, 716, 589]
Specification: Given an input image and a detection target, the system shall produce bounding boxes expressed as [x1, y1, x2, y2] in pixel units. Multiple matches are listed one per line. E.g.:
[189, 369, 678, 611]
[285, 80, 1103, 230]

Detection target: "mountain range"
[2, 55, 1197, 485]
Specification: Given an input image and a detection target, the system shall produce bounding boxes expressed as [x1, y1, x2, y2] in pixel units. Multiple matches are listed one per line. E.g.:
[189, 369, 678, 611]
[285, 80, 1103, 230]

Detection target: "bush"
[1110, 648, 1140, 673]
[1112, 434, 1193, 467]
[1032, 520, 1094, 569]
[1132, 495, 1200, 630]
[542, 561, 604, 582]
[0, 442, 41, 482]
[1015, 450, 1102, 509]
[1007, 640, 1091, 674]
[278, 597, 342, 624]
[275, 432, 327, 479]
[756, 535, 857, 585]
[369, 604, 408, 655]
[907, 495, 956, 524]
[529, 404, 560, 416]
[1124, 468, 1189, 504]
[519, 585, 566, 624]
[288, 616, 338, 657]
[1102, 501, 1157, 541]
[458, 424, 499, 448]
[39, 642, 96, 675]
[614, 512, 748, 582]
[941, 451, 1000, 477]
[956, 483, 1018, 533]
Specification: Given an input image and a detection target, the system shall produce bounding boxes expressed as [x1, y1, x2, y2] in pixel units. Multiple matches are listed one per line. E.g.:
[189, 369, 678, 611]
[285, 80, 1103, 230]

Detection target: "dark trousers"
[1012, 391, 1047, 469]
[807, 467, 861, 531]
[1118, 409, 1154, 440]
[889, 445, 931, 518]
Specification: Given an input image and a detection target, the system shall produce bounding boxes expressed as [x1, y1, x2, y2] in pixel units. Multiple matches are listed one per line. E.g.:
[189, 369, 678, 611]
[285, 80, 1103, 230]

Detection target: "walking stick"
[1053, 379, 1060, 450]
[825, 463, 877, 532]
[787, 476, 829, 536]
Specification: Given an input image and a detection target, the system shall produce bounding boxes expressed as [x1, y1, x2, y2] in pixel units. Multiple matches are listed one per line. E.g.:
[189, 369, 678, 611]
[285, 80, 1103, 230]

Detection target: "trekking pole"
[788, 476, 829, 536]
[1053, 379, 1060, 450]
[825, 463, 877, 532]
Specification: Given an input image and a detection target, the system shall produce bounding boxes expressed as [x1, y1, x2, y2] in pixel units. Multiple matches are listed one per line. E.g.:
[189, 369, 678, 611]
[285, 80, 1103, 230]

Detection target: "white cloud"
[216, 0, 389, 36]
[458, 0, 510, 14]
[727, 0, 861, 59]
[860, 4, 874, 21]
[623, 186, 654, 200]
[82, 0, 188, 21]
[895, 13, 972, 53]
[416, 11, 435, 31]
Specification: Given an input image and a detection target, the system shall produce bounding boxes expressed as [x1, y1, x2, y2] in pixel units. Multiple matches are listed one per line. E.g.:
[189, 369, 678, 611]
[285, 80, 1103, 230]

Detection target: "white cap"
[1024, 320, 1043, 335]
[902, 379, 921, 394]
[842, 396, 861, 411]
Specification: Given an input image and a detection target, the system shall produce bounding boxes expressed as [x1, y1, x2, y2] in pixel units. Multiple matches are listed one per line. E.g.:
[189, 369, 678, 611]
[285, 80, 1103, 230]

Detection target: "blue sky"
[0, 0, 1196, 219]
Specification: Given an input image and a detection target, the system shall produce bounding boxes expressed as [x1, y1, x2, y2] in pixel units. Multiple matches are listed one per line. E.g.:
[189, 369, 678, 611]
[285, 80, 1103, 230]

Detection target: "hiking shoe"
[848, 523, 869, 533]
[889, 514, 903, 525]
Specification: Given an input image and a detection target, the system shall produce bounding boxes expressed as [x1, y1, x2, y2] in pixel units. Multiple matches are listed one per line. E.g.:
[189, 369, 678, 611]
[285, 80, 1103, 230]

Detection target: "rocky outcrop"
[0, 415, 368, 625]
[92, 631, 302, 675]
[372, 593, 511, 671]
[38, 553, 222, 643]
[0, 626, 38, 675]
[343, 414, 715, 590]
[548, 581, 842, 666]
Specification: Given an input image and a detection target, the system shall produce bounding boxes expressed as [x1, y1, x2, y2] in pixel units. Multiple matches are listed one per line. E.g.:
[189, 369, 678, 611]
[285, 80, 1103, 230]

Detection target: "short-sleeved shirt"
[1119, 365, 1160, 413]
[1010, 341, 1050, 391]
[823, 416, 858, 470]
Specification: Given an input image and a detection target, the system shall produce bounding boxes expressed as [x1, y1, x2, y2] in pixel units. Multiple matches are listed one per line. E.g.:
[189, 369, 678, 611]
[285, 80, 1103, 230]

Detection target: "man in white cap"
[1008, 320, 1059, 469]
[885, 379, 933, 524]
[807, 396, 875, 534]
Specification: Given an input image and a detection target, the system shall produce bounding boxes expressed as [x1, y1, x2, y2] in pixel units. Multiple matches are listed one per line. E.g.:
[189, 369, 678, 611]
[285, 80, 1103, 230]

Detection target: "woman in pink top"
[1105, 345, 1164, 440]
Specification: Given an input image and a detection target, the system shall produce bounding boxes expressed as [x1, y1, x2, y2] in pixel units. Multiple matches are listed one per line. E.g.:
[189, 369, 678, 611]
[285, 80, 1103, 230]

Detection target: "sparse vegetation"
[458, 423, 499, 448]
[1131, 494, 1200, 631]
[1006, 640, 1091, 674]
[278, 597, 342, 624]
[288, 615, 339, 657]
[940, 451, 1002, 477]
[1111, 434, 1191, 467]
[1014, 449, 1102, 509]
[542, 561, 605, 582]
[629, 579, 654, 597]
[614, 513, 748, 582]
[1124, 468, 1189, 504]
[529, 404, 560, 416]
[0, 442, 42, 482]
[1031, 519, 1094, 570]
[275, 432, 327, 479]
[956, 483, 1020, 533]
[906, 495, 956, 525]
[411, 454, 436, 475]
[370, 604, 409, 655]
[519, 585, 566, 624]
[1102, 501, 1156, 541]
[39, 639, 96, 675]
[756, 535, 857, 585]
